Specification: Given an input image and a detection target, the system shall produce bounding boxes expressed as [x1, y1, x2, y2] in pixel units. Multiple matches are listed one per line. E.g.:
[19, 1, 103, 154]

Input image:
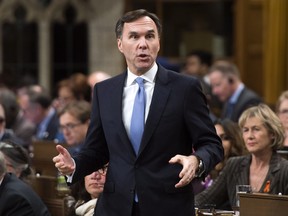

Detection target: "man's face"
[22, 101, 42, 124]
[117, 16, 160, 75]
[59, 112, 88, 146]
[209, 70, 233, 102]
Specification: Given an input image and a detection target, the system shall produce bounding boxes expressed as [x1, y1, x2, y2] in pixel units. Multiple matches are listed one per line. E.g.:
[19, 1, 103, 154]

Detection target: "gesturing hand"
[169, 154, 199, 188]
[52, 145, 75, 175]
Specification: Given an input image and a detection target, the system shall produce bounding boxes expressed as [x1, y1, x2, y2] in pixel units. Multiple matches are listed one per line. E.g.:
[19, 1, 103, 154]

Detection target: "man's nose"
[138, 37, 148, 49]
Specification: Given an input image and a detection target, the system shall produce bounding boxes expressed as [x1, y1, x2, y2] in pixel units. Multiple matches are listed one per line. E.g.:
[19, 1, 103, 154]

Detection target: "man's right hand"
[52, 145, 75, 175]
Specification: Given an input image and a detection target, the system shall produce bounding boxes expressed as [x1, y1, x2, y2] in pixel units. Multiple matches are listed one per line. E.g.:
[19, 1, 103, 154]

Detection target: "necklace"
[250, 166, 269, 192]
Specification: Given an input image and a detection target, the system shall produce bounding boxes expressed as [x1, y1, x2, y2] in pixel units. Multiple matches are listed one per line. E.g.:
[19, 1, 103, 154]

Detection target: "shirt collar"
[0, 175, 4, 185]
[126, 63, 158, 86]
[229, 83, 245, 104]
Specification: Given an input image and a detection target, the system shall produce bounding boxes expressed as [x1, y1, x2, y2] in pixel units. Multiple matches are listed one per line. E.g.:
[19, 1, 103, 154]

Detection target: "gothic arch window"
[2, 4, 38, 88]
[52, 3, 88, 84]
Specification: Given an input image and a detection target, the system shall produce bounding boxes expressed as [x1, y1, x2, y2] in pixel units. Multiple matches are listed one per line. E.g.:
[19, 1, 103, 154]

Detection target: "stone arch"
[0, 0, 42, 23]
[45, 0, 94, 23]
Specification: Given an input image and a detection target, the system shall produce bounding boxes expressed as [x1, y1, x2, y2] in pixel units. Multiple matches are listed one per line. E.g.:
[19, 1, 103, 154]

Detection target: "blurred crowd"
[1, 52, 288, 215]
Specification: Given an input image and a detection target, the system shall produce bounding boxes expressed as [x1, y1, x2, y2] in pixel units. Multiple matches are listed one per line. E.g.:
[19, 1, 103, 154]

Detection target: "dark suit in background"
[222, 87, 262, 122]
[0, 173, 50, 216]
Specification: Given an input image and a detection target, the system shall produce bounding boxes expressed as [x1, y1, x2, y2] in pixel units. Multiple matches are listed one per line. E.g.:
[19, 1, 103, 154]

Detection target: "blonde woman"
[195, 104, 288, 210]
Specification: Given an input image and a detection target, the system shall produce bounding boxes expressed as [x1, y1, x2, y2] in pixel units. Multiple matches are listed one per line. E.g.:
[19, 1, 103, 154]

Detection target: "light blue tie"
[130, 77, 146, 155]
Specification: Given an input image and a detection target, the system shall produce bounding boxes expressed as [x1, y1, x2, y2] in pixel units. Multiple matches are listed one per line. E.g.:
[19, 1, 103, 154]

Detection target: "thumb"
[169, 154, 181, 164]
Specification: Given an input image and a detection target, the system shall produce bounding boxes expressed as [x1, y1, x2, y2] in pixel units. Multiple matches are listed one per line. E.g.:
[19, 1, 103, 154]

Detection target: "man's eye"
[130, 35, 138, 39]
[147, 34, 155, 39]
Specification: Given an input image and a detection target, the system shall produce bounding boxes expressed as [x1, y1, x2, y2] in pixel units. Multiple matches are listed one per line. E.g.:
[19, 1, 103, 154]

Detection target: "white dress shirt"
[67, 63, 158, 182]
[122, 63, 157, 138]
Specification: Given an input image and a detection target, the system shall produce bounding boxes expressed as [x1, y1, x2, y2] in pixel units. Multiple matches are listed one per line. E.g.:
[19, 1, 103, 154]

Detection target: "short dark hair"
[115, 9, 162, 39]
[58, 100, 91, 123]
[187, 50, 213, 67]
[27, 89, 52, 109]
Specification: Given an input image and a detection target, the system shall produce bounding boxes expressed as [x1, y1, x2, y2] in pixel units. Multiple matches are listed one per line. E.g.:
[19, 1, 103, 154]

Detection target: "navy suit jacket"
[222, 87, 262, 122]
[72, 65, 223, 216]
[0, 173, 50, 216]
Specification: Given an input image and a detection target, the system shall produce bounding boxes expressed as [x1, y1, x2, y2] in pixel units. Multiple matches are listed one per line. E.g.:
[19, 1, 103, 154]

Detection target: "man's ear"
[117, 38, 123, 53]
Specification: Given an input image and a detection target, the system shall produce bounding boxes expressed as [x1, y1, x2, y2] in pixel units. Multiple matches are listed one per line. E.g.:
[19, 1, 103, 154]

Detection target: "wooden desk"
[239, 193, 288, 216]
[31, 141, 68, 176]
[30, 175, 71, 216]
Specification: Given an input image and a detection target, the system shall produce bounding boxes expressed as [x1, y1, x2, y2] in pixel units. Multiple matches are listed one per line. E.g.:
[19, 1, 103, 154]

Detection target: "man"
[0, 151, 50, 215]
[208, 61, 262, 122]
[0, 87, 35, 149]
[22, 87, 64, 142]
[58, 100, 91, 156]
[53, 9, 223, 216]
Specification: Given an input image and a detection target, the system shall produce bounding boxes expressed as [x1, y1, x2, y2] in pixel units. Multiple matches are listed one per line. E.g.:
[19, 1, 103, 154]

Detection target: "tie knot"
[135, 77, 145, 87]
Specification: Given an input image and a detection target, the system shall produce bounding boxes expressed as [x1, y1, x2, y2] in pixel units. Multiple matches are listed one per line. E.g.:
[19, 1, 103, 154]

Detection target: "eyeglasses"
[97, 165, 108, 176]
[0, 117, 5, 124]
[59, 122, 82, 132]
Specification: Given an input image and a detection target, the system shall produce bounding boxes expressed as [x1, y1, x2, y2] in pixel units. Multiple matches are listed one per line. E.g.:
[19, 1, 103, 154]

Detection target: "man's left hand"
[169, 155, 199, 188]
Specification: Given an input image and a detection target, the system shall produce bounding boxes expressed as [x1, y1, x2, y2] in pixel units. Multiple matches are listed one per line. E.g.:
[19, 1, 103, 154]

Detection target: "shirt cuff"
[66, 158, 76, 183]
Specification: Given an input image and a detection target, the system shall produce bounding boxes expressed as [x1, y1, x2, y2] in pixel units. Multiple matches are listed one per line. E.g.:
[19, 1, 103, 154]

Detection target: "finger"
[56, 145, 67, 155]
[168, 154, 182, 164]
[179, 168, 186, 178]
[175, 178, 189, 188]
[52, 155, 60, 163]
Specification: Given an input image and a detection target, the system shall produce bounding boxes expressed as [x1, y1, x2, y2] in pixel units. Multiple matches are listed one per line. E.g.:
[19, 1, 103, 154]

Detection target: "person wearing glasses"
[0, 103, 26, 146]
[0, 151, 50, 215]
[68, 165, 108, 216]
[58, 100, 91, 156]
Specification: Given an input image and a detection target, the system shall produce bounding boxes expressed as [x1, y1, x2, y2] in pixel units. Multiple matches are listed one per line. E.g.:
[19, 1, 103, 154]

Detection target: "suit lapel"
[138, 66, 171, 156]
[111, 73, 136, 155]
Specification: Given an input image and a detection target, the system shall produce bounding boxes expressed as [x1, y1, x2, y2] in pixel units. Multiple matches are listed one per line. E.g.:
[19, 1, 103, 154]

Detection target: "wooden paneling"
[234, 0, 264, 98]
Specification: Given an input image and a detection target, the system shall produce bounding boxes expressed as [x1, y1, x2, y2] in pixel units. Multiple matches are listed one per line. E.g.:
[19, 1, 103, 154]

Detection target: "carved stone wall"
[0, 0, 124, 92]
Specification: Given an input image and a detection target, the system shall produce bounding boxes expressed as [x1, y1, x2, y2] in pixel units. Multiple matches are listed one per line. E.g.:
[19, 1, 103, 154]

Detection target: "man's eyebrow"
[128, 29, 156, 35]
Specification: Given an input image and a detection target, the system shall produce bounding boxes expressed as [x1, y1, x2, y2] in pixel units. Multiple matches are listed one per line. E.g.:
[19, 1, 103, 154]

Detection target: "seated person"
[68, 164, 108, 216]
[58, 100, 91, 156]
[275, 90, 288, 147]
[193, 118, 246, 194]
[195, 104, 288, 210]
[0, 140, 34, 184]
[0, 151, 50, 215]
[210, 118, 246, 180]
[0, 87, 36, 150]
[0, 103, 25, 146]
